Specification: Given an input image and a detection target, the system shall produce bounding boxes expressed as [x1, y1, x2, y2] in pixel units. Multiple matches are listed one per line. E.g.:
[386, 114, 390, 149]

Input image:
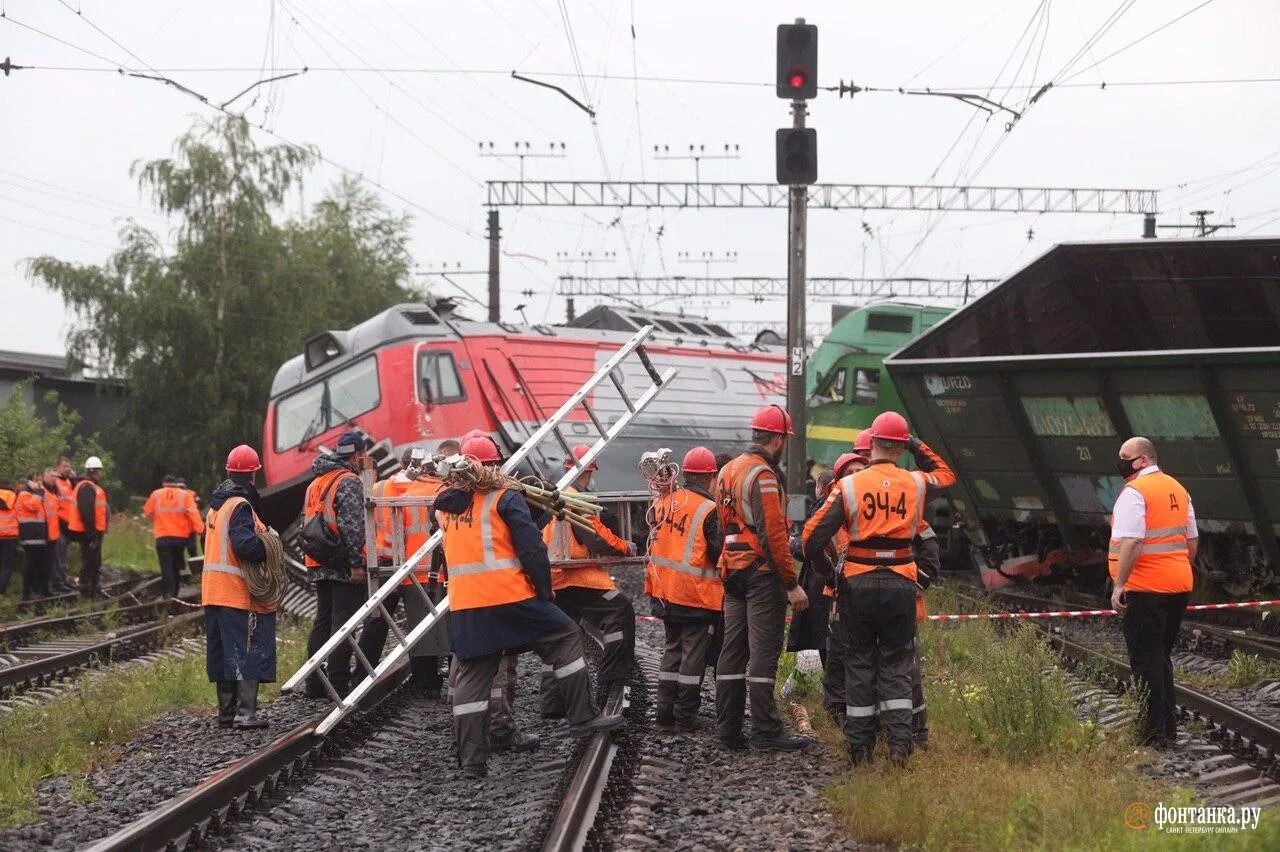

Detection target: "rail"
[542, 682, 627, 851]
[0, 595, 198, 649]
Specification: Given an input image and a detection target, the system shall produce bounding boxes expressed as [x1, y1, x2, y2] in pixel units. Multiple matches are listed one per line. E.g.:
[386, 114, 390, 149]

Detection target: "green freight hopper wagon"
[884, 238, 1280, 594]
[807, 302, 952, 466]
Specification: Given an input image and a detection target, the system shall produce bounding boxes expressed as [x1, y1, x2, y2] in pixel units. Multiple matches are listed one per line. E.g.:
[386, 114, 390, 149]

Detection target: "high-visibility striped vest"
[1108, 471, 1194, 594]
[15, 489, 49, 545]
[714, 453, 781, 575]
[372, 476, 441, 584]
[837, 462, 927, 582]
[55, 477, 74, 524]
[645, 488, 721, 612]
[145, 486, 195, 539]
[42, 488, 60, 542]
[0, 489, 19, 539]
[202, 496, 272, 613]
[440, 488, 535, 611]
[302, 469, 358, 568]
[67, 480, 107, 534]
[544, 485, 622, 592]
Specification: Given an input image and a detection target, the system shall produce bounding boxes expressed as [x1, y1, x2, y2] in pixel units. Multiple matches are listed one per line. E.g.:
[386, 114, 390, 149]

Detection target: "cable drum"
[244, 531, 287, 610]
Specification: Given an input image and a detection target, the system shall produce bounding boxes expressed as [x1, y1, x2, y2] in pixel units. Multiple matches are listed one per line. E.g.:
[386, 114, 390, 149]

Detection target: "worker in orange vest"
[357, 446, 450, 697]
[49, 457, 77, 593]
[817, 449, 866, 723]
[803, 411, 954, 766]
[15, 473, 55, 598]
[1109, 436, 1197, 749]
[0, 482, 18, 595]
[300, 430, 371, 698]
[67, 456, 109, 598]
[714, 405, 810, 752]
[436, 434, 624, 778]
[144, 475, 205, 599]
[539, 444, 637, 719]
[647, 446, 724, 733]
[203, 444, 276, 729]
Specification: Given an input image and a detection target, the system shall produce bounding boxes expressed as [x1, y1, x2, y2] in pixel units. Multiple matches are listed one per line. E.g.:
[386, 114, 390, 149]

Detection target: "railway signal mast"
[777, 18, 819, 519]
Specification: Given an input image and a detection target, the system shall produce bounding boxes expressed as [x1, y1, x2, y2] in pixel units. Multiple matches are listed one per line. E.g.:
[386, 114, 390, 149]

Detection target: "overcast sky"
[3, 0, 1278, 357]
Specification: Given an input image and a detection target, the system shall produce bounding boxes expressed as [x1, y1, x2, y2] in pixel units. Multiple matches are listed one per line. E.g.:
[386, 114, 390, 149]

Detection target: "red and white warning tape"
[634, 600, 1280, 624]
[927, 599, 1280, 622]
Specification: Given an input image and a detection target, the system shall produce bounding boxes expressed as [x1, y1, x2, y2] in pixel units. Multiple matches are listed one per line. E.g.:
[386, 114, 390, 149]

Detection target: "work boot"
[541, 710, 567, 720]
[655, 712, 677, 733]
[849, 744, 874, 766]
[751, 732, 812, 751]
[303, 672, 329, 699]
[232, 680, 268, 729]
[216, 681, 237, 727]
[410, 657, 443, 697]
[718, 734, 750, 751]
[462, 765, 488, 779]
[492, 730, 541, 753]
[888, 747, 911, 768]
[569, 712, 626, 737]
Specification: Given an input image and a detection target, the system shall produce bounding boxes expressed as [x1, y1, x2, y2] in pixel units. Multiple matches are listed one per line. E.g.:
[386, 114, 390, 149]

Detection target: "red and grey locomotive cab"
[260, 301, 785, 529]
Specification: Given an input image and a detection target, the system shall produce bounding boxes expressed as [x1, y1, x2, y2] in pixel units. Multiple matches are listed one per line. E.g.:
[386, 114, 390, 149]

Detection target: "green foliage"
[0, 383, 115, 494]
[101, 513, 159, 573]
[27, 116, 418, 494]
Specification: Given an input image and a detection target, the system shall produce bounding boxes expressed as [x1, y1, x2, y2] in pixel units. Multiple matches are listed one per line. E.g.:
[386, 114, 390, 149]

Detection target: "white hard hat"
[84, 456, 104, 470]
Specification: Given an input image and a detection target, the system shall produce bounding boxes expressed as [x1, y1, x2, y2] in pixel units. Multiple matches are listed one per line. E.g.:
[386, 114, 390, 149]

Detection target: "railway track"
[951, 586, 1280, 808]
[11, 573, 154, 616]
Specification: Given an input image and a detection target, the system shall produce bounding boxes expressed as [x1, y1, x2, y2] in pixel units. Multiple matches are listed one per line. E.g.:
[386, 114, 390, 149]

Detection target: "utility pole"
[776, 17, 818, 520]
[785, 95, 809, 520]
[487, 210, 500, 322]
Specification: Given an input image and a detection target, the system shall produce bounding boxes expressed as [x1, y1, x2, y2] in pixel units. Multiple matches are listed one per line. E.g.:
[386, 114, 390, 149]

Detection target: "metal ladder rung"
[377, 600, 410, 650]
[348, 635, 378, 679]
[608, 369, 635, 412]
[581, 398, 608, 437]
[636, 344, 664, 385]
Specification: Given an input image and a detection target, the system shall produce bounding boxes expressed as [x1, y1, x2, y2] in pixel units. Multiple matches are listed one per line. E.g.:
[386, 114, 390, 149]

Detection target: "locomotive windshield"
[275, 356, 380, 451]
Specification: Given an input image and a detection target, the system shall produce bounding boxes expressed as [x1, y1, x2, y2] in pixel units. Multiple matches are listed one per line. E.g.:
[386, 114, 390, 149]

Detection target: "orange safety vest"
[43, 489, 60, 542]
[715, 452, 785, 576]
[646, 488, 722, 612]
[67, 480, 108, 534]
[202, 496, 272, 613]
[302, 469, 359, 569]
[372, 476, 441, 584]
[440, 488, 535, 611]
[144, 486, 197, 539]
[55, 477, 74, 524]
[184, 490, 205, 536]
[1107, 471, 1194, 594]
[15, 489, 49, 544]
[544, 486, 623, 592]
[837, 462, 927, 582]
[0, 489, 18, 539]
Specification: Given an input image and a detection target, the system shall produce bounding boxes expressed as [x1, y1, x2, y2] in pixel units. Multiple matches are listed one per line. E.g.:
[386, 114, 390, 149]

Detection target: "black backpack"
[298, 472, 355, 564]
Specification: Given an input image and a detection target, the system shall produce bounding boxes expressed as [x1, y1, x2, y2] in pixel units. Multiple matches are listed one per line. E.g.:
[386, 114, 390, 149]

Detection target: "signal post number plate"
[790, 347, 805, 376]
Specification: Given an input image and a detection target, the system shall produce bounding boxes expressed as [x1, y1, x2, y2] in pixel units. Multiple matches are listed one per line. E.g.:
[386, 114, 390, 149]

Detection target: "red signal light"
[789, 69, 808, 90]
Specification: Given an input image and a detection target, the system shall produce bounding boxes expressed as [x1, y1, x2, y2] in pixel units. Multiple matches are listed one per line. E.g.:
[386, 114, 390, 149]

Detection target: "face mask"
[1116, 456, 1138, 477]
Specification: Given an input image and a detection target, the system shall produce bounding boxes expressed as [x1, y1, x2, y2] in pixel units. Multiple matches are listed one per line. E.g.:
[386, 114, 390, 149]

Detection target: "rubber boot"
[232, 680, 268, 729]
[216, 681, 237, 727]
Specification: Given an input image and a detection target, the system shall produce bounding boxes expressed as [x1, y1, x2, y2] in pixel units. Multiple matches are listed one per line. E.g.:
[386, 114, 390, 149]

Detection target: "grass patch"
[0, 619, 308, 827]
[102, 512, 162, 574]
[818, 587, 1280, 850]
[1179, 651, 1280, 691]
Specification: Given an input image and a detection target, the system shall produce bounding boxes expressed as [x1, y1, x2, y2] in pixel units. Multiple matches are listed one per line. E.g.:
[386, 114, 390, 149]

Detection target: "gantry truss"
[556, 275, 1002, 301]
[486, 181, 1159, 214]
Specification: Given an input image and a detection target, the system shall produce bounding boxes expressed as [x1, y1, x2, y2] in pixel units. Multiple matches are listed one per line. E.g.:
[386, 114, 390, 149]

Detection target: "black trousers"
[0, 539, 15, 594]
[77, 533, 102, 598]
[22, 543, 52, 598]
[1121, 590, 1190, 744]
[307, 579, 367, 690]
[541, 586, 636, 713]
[840, 572, 918, 754]
[156, 543, 187, 598]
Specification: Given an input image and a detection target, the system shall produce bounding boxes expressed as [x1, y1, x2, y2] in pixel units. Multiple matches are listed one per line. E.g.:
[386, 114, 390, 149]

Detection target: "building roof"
[0, 349, 70, 378]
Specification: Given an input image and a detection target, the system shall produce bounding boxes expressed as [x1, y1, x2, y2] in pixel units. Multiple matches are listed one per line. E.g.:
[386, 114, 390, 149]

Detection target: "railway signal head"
[776, 21, 818, 100]
[775, 127, 817, 185]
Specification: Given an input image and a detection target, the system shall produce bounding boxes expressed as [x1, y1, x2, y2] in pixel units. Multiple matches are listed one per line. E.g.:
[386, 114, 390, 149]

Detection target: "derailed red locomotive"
[259, 302, 786, 528]
[885, 237, 1280, 595]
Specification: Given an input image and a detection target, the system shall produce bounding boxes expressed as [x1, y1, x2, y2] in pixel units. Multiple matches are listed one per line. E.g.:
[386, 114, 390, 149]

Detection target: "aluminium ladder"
[282, 325, 678, 735]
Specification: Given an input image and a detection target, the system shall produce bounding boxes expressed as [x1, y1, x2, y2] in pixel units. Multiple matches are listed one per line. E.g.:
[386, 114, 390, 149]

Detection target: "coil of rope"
[436, 454, 602, 533]
[244, 531, 286, 610]
[639, 448, 682, 554]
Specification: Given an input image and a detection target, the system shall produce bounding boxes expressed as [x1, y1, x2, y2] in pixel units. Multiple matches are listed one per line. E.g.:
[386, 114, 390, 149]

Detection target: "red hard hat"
[682, 447, 718, 474]
[869, 411, 911, 443]
[853, 428, 873, 454]
[750, 404, 794, 435]
[564, 443, 598, 472]
[832, 452, 866, 479]
[461, 435, 501, 463]
[225, 444, 262, 473]
[461, 428, 488, 442]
